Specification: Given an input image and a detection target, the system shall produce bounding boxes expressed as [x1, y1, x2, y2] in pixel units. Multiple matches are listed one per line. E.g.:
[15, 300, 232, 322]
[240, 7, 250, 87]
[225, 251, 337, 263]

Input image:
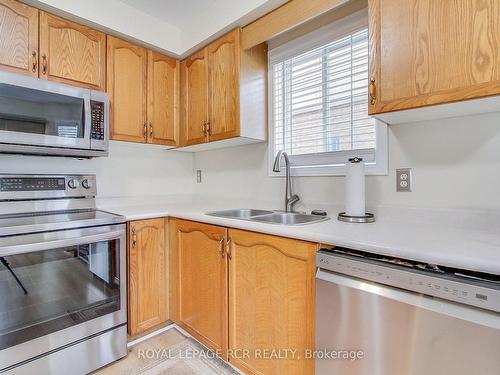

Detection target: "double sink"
[206, 209, 329, 226]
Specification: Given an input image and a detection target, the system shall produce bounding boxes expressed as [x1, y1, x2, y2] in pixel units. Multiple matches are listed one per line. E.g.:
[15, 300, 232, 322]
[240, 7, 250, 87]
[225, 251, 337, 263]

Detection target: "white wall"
[193, 112, 500, 211]
[0, 141, 194, 198]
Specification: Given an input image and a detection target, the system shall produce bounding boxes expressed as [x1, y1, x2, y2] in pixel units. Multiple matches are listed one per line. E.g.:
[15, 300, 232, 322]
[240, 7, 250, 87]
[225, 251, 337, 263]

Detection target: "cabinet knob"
[41, 54, 47, 75]
[219, 237, 225, 258]
[131, 227, 137, 248]
[369, 77, 377, 105]
[31, 51, 37, 73]
[226, 237, 232, 260]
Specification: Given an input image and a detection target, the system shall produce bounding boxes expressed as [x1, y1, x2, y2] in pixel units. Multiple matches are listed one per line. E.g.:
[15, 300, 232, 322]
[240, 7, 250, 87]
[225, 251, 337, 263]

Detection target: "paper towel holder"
[338, 157, 375, 223]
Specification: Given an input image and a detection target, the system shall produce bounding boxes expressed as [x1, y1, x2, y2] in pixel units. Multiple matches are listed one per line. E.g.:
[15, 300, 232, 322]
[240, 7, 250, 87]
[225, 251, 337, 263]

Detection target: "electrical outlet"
[396, 168, 412, 192]
[196, 170, 202, 183]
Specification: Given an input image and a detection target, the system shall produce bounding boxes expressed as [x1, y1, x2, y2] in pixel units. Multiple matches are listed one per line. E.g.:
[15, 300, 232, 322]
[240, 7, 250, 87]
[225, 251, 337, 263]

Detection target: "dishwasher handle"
[317, 268, 500, 330]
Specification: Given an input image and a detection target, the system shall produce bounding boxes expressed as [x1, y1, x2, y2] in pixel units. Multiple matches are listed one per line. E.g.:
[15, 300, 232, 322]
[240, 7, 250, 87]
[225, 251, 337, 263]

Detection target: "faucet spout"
[273, 151, 300, 212]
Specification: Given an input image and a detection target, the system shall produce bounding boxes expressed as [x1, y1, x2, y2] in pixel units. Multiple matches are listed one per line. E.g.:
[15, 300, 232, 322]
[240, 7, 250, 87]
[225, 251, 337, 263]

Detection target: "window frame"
[267, 9, 388, 177]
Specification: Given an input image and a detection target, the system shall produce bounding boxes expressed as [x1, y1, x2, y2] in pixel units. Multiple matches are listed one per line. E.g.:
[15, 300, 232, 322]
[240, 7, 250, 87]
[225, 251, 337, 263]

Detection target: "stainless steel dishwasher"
[316, 247, 500, 375]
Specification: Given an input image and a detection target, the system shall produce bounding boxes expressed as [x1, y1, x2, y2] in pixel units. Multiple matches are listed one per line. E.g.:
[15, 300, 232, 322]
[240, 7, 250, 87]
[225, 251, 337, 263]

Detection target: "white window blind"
[272, 27, 375, 158]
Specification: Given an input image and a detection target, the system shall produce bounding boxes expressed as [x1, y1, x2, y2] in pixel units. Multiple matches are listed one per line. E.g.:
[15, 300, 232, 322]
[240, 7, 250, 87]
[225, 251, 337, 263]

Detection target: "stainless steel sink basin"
[249, 212, 329, 225]
[206, 209, 329, 225]
[206, 208, 274, 219]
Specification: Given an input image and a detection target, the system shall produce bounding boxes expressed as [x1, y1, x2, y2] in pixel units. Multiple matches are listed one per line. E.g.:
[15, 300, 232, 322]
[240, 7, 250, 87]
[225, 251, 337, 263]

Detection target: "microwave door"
[0, 72, 91, 150]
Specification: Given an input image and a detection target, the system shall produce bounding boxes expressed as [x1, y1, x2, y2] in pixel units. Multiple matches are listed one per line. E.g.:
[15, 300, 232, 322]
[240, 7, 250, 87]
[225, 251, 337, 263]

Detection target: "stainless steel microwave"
[0, 71, 109, 158]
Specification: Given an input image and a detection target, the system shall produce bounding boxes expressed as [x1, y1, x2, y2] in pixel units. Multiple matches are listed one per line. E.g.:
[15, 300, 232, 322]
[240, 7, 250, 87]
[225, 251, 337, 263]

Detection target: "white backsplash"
[193, 111, 500, 212]
[0, 141, 194, 198]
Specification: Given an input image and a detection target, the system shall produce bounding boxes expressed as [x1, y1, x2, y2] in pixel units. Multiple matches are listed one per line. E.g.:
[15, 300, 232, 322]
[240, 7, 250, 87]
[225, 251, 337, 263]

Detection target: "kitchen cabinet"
[0, 1, 106, 88]
[128, 218, 168, 336]
[170, 219, 228, 358]
[180, 48, 208, 145]
[170, 219, 316, 373]
[39, 12, 106, 90]
[108, 36, 179, 145]
[0, 0, 38, 77]
[107, 36, 148, 143]
[179, 28, 267, 150]
[147, 51, 179, 146]
[228, 229, 317, 375]
[368, 0, 500, 115]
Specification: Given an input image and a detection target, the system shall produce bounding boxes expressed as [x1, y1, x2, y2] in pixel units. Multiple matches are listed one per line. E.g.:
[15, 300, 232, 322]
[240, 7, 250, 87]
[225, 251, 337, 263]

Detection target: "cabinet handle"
[206, 121, 212, 136]
[31, 51, 37, 73]
[226, 237, 232, 260]
[149, 123, 153, 138]
[41, 54, 47, 75]
[369, 77, 376, 105]
[219, 237, 225, 258]
[131, 227, 137, 248]
[143, 123, 147, 139]
[202, 122, 207, 135]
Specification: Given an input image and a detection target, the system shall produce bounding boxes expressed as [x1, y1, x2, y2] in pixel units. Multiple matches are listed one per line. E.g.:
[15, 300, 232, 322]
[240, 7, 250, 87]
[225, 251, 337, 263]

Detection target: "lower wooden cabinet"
[228, 229, 317, 375]
[170, 219, 228, 359]
[170, 219, 317, 374]
[128, 217, 168, 336]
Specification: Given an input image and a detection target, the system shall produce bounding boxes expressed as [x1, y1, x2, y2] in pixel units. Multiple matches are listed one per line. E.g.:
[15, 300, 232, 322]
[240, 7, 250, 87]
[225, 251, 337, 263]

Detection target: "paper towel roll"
[345, 158, 365, 216]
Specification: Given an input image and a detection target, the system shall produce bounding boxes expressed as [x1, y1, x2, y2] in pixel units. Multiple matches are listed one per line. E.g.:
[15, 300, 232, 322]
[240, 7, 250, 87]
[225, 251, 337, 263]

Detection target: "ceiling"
[118, 0, 219, 29]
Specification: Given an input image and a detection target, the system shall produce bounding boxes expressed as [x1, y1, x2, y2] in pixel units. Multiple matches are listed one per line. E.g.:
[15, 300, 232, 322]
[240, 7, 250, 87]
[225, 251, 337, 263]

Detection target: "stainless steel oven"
[0, 175, 127, 374]
[0, 71, 108, 158]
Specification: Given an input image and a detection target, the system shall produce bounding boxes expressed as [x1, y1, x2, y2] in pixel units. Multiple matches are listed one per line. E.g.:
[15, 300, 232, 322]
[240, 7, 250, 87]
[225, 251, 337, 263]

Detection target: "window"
[269, 11, 387, 176]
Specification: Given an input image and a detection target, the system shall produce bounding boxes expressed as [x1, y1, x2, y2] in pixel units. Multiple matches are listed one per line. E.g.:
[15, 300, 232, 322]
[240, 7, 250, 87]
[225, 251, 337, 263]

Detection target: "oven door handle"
[316, 268, 500, 329]
[0, 225, 125, 258]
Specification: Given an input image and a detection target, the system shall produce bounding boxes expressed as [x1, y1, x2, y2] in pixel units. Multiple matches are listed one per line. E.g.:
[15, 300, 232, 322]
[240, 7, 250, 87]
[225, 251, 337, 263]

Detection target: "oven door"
[0, 224, 126, 372]
[0, 71, 91, 150]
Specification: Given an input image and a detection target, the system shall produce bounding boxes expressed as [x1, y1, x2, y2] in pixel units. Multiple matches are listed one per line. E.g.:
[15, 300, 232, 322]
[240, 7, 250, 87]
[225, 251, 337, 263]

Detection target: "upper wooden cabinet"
[147, 51, 179, 146]
[207, 30, 240, 142]
[39, 12, 106, 90]
[128, 218, 168, 336]
[368, 0, 500, 115]
[0, 0, 38, 77]
[170, 219, 228, 358]
[228, 229, 317, 375]
[180, 28, 267, 149]
[182, 49, 209, 145]
[108, 36, 179, 145]
[107, 36, 148, 143]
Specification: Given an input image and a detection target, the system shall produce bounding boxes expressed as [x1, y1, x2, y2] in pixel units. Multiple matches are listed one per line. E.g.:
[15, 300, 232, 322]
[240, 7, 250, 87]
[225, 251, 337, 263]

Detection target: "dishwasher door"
[316, 269, 500, 375]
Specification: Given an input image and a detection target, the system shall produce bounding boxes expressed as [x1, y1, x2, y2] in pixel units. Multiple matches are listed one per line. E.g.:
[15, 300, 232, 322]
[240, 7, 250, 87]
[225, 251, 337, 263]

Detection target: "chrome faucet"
[273, 150, 299, 212]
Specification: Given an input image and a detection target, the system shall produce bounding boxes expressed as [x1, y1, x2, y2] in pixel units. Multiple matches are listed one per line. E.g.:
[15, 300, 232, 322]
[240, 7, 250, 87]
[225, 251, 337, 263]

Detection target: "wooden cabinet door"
[369, 0, 500, 114]
[39, 12, 106, 90]
[128, 218, 168, 336]
[182, 49, 209, 145]
[107, 36, 147, 143]
[0, 0, 38, 77]
[228, 229, 317, 375]
[171, 219, 228, 358]
[208, 29, 240, 141]
[147, 51, 179, 146]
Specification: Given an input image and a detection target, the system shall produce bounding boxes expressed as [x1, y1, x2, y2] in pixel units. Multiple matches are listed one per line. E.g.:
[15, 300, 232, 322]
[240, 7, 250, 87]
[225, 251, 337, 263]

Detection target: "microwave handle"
[0, 227, 125, 258]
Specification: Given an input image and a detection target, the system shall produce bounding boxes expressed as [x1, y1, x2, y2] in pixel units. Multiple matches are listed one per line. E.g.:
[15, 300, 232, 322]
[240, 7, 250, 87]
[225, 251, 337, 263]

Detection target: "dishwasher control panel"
[317, 250, 500, 314]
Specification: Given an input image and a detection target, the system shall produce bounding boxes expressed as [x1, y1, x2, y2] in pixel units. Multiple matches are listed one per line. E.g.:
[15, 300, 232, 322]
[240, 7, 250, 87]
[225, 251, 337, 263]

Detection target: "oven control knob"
[82, 179, 93, 189]
[68, 179, 79, 189]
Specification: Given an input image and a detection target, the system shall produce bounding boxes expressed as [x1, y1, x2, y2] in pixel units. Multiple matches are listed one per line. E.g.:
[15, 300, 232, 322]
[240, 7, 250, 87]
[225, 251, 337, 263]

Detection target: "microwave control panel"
[91, 100, 105, 140]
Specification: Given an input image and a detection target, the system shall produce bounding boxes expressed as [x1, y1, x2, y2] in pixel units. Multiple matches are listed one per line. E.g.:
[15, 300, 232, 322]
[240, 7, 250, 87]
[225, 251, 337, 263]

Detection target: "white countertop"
[97, 195, 500, 275]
